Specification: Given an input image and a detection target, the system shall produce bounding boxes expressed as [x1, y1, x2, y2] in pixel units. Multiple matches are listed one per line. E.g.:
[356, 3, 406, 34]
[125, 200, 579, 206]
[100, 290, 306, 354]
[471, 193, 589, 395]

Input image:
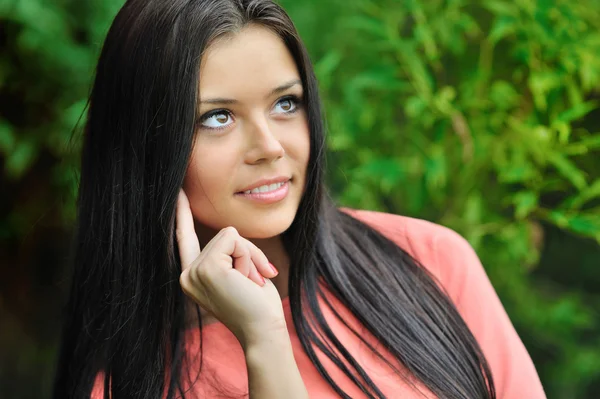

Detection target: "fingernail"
[268, 262, 279, 276]
[259, 274, 266, 285]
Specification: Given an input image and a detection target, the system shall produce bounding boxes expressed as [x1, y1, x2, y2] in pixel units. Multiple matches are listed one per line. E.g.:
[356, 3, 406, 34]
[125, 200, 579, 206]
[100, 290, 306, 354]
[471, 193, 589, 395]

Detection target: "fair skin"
[183, 24, 309, 306]
[176, 24, 309, 398]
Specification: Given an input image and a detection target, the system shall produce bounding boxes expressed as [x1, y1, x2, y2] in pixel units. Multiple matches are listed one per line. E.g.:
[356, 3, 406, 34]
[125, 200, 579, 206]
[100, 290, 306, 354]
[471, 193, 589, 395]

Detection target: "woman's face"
[183, 24, 310, 239]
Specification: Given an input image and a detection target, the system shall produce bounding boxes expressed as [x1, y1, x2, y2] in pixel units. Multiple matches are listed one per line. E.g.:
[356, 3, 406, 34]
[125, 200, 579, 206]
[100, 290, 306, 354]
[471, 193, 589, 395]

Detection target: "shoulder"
[340, 207, 482, 305]
[340, 208, 547, 397]
[340, 207, 469, 264]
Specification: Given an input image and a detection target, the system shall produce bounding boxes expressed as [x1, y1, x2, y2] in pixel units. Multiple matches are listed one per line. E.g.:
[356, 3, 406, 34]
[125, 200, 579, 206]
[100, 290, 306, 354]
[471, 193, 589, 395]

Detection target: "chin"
[234, 212, 296, 239]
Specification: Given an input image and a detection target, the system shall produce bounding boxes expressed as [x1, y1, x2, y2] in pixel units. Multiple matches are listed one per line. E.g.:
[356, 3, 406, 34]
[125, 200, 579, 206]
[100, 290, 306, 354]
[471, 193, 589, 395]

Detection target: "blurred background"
[1, 0, 599, 397]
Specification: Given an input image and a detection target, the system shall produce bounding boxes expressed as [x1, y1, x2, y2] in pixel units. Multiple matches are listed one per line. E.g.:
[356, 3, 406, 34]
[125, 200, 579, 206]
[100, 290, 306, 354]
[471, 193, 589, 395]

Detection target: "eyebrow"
[200, 79, 302, 105]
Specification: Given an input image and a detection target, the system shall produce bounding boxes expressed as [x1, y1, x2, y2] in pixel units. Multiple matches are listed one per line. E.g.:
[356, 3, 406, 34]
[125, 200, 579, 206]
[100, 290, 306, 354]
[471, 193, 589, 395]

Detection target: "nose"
[244, 117, 285, 164]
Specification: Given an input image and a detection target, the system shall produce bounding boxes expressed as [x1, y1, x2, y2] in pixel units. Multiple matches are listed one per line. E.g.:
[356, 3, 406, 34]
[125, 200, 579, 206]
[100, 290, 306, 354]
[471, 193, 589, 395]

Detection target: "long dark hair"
[53, 0, 496, 398]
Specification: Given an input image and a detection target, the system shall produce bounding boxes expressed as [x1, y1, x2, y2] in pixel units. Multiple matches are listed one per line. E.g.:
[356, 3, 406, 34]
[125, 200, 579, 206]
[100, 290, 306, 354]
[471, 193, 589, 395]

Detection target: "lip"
[236, 176, 291, 193]
[235, 180, 290, 204]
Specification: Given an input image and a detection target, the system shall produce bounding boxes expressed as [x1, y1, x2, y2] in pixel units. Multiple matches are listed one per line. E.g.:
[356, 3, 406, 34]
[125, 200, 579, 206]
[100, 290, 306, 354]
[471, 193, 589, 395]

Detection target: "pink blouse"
[93, 209, 546, 398]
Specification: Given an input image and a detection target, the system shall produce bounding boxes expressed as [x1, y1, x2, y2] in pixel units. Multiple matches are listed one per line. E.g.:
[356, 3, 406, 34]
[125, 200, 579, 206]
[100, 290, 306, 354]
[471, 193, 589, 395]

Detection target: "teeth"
[244, 182, 285, 194]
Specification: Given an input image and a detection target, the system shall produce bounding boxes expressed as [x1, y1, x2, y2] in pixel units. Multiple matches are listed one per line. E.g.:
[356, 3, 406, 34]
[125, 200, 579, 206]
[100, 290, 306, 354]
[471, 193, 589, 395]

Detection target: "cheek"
[284, 118, 310, 169]
[183, 145, 237, 206]
[298, 122, 311, 173]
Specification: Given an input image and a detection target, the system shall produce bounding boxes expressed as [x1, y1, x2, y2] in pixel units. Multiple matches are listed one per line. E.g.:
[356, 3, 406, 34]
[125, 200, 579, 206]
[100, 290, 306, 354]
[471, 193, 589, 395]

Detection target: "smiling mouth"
[240, 181, 287, 194]
[236, 176, 292, 194]
[234, 179, 291, 204]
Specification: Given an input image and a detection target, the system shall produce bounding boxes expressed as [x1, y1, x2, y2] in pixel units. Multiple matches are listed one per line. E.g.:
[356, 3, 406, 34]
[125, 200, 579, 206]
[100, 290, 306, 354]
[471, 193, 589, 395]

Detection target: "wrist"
[239, 317, 290, 352]
[243, 321, 309, 399]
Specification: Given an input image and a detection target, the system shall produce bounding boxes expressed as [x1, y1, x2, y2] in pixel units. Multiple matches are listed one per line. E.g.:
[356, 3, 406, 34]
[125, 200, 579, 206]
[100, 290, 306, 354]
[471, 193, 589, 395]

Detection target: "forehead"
[199, 24, 300, 98]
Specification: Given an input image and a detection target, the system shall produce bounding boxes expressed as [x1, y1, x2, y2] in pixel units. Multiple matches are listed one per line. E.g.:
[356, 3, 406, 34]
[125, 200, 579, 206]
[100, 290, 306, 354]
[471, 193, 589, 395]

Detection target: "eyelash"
[197, 95, 303, 132]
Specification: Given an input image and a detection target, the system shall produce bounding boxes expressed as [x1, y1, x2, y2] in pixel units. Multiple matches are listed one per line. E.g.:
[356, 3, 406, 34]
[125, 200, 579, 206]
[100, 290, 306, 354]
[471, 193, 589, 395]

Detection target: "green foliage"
[1, 0, 599, 398]
[280, 0, 600, 397]
[0, 0, 123, 236]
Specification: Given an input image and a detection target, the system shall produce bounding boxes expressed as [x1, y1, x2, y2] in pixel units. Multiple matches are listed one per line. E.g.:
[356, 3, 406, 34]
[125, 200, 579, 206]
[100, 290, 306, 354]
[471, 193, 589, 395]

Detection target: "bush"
[280, 0, 600, 396]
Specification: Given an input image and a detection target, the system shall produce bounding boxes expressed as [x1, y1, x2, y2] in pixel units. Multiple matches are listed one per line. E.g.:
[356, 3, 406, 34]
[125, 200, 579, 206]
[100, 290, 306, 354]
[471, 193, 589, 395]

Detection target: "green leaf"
[483, 1, 519, 17]
[547, 152, 587, 190]
[513, 191, 539, 219]
[432, 86, 456, 115]
[414, 23, 438, 61]
[563, 134, 600, 155]
[579, 54, 600, 91]
[570, 134, 600, 150]
[355, 158, 405, 194]
[343, 15, 388, 38]
[554, 121, 571, 145]
[424, 146, 447, 191]
[393, 41, 434, 98]
[5, 139, 37, 179]
[490, 80, 520, 109]
[557, 101, 598, 124]
[546, 211, 600, 239]
[348, 66, 406, 91]
[464, 192, 483, 225]
[328, 128, 353, 151]
[498, 160, 538, 183]
[566, 214, 600, 237]
[547, 210, 570, 228]
[405, 95, 428, 118]
[0, 121, 16, 153]
[528, 71, 562, 111]
[562, 180, 600, 209]
[489, 15, 517, 44]
[315, 51, 342, 85]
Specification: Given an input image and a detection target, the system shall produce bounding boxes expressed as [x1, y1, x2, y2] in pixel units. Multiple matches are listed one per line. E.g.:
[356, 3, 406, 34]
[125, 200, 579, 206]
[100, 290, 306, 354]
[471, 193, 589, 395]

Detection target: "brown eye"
[280, 99, 292, 111]
[273, 97, 298, 114]
[200, 110, 233, 129]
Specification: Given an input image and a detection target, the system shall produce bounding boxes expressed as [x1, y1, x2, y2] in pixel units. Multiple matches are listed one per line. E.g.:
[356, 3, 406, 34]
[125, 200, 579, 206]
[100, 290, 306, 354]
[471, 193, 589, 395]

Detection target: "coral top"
[93, 209, 546, 398]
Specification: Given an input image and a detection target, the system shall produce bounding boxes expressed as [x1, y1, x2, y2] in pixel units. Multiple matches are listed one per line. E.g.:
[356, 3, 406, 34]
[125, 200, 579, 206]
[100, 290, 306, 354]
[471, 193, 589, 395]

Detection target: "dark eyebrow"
[268, 79, 302, 96]
[200, 79, 302, 105]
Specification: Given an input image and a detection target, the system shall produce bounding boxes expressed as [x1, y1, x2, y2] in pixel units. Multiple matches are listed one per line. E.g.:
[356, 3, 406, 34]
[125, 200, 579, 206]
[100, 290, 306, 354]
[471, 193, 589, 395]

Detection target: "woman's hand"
[176, 189, 285, 348]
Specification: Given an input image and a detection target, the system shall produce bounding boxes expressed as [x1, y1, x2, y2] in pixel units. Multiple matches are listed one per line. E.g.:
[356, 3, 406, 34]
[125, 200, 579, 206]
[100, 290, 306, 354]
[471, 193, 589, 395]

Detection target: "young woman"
[52, 0, 546, 398]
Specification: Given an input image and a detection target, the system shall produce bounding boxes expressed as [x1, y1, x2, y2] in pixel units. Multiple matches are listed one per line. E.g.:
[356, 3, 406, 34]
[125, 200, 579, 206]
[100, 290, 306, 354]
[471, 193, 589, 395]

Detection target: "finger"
[176, 189, 201, 270]
[210, 227, 251, 272]
[246, 241, 278, 279]
[217, 230, 266, 286]
[247, 261, 266, 286]
[231, 240, 252, 279]
[183, 227, 227, 291]
[206, 228, 266, 286]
